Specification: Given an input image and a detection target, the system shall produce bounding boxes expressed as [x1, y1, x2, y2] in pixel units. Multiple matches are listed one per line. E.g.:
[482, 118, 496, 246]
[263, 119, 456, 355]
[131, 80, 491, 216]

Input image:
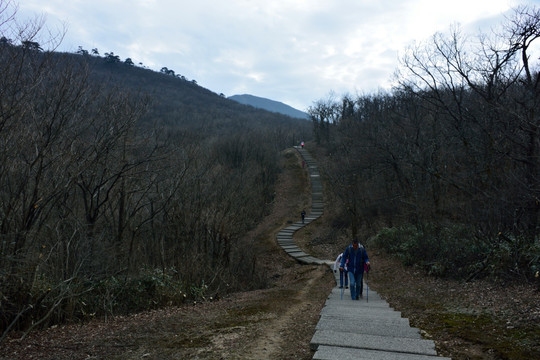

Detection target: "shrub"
[489, 234, 540, 283]
[373, 223, 490, 279]
[82, 267, 190, 317]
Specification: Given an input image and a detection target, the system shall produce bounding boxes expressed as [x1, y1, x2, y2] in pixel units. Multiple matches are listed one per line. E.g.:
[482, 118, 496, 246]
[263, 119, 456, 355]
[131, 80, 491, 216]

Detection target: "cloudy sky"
[16, 0, 540, 111]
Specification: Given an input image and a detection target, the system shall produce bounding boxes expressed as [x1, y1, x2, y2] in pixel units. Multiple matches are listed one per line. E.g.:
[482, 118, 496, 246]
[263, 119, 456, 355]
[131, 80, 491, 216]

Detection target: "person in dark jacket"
[339, 238, 370, 300]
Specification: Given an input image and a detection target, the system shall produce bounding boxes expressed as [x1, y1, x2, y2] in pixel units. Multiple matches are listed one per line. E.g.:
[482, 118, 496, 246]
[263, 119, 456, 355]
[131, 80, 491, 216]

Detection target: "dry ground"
[1, 148, 539, 360]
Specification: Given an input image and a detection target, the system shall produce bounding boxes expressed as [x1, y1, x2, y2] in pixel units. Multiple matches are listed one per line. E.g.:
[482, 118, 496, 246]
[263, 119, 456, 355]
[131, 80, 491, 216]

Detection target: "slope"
[1, 147, 539, 360]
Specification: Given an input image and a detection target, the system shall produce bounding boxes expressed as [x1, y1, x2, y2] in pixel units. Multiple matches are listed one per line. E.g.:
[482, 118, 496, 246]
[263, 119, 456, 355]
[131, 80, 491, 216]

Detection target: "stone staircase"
[276, 146, 451, 360]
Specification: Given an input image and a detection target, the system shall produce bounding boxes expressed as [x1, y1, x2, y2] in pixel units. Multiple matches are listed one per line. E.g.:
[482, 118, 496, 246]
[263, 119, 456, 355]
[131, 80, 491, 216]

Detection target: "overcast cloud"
[16, 0, 540, 111]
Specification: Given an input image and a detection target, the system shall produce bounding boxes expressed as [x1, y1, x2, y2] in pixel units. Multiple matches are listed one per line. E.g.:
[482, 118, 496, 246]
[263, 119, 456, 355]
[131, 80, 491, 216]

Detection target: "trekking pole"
[366, 269, 369, 303]
[364, 263, 369, 303]
[340, 284, 343, 300]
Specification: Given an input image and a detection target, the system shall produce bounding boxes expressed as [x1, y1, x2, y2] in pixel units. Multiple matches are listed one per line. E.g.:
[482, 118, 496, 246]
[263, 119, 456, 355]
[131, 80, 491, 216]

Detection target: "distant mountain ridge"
[228, 94, 309, 119]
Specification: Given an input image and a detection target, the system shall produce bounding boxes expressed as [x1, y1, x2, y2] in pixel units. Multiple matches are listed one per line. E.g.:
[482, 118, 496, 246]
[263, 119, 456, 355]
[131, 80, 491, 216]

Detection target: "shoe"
[339, 286, 343, 288]
[345, 286, 348, 289]
[355, 296, 359, 300]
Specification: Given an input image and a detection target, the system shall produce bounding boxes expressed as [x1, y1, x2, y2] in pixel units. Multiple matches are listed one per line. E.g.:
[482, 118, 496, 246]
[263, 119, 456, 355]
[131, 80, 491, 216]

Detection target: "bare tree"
[397, 7, 540, 244]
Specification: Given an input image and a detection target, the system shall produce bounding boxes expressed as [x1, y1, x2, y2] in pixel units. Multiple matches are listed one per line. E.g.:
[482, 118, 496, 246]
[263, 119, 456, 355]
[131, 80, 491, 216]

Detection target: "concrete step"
[313, 346, 452, 360]
[319, 313, 411, 327]
[320, 306, 403, 319]
[278, 147, 446, 360]
[315, 318, 423, 339]
[310, 329, 439, 356]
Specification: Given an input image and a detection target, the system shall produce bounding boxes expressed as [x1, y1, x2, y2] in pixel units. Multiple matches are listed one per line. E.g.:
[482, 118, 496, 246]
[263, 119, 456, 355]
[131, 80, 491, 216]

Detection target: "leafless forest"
[308, 6, 540, 282]
[0, 0, 311, 341]
[1, 0, 539, 344]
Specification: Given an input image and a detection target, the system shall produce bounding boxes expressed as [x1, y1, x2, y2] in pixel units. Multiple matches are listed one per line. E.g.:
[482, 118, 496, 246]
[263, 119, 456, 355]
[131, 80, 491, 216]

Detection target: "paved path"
[277, 147, 451, 360]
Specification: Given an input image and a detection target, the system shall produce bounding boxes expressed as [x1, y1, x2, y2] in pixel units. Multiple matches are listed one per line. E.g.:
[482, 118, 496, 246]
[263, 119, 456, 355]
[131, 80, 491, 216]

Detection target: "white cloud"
[13, 0, 540, 111]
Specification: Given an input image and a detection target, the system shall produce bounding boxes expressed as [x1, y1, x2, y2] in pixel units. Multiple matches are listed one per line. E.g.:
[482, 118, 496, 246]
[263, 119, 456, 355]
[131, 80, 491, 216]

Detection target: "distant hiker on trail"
[339, 238, 370, 300]
[334, 253, 348, 289]
[301, 210, 306, 224]
[301, 141, 304, 148]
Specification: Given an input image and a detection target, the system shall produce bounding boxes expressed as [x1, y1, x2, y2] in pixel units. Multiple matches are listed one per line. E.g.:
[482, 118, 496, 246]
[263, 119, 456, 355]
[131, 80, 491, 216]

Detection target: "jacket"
[340, 244, 369, 275]
[334, 253, 348, 272]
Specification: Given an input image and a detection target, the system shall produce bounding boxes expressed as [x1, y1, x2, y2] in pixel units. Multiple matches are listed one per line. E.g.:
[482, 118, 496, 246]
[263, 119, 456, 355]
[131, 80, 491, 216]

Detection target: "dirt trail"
[245, 266, 329, 359]
[0, 147, 333, 360]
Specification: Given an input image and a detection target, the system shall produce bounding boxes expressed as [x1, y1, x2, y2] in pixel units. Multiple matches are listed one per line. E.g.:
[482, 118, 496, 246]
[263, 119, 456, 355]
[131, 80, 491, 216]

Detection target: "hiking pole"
[338, 268, 344, 300]
[364, 263, 369, 303]
[366, 270, 369, 302]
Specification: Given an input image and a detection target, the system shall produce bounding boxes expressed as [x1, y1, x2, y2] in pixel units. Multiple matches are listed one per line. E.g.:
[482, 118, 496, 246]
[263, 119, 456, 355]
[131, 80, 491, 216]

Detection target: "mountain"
[228, 94, 310, 119]
[69, 54, 312, 140]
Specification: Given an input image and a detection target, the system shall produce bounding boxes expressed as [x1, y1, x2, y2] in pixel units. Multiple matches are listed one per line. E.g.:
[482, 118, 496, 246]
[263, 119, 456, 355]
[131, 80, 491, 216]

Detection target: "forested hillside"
[80, 53, 311, 136]
[3, 0, 539, 348]
[308, 6, 540, 283]
[0, 2, 310, 341]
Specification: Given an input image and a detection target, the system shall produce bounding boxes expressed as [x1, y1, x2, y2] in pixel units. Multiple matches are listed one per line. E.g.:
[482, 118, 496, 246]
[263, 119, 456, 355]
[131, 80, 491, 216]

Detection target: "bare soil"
[1, 148, 539, 360]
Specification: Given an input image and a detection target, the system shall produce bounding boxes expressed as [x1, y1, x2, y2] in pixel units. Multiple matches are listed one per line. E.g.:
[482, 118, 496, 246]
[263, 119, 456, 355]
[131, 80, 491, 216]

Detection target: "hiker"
[339, 238, 370, 300]
[334, 253, 348, 289]
[301, 210, 306, 223]
[301, 141, 304, 148]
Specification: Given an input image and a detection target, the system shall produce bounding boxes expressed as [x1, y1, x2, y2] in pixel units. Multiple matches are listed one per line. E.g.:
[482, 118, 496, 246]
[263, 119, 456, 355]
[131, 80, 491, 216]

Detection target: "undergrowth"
[371, 223, 540, 282]
[1, 267, 210, 336]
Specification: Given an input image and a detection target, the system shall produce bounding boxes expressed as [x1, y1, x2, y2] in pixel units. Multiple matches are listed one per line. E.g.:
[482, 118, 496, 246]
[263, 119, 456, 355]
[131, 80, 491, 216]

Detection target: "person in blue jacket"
[339, 238, 370, 300]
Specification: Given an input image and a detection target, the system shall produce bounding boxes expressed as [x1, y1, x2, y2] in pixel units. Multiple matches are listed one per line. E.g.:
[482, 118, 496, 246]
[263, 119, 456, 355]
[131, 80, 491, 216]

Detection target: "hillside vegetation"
[2, 0, 540, 352]
[0, 1, 310, 341]
[307, 6, 540, 284]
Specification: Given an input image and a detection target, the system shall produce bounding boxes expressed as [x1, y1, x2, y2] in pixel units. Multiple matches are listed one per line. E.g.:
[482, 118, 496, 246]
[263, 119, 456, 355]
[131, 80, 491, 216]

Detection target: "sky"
[14, 0, 540, 111]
